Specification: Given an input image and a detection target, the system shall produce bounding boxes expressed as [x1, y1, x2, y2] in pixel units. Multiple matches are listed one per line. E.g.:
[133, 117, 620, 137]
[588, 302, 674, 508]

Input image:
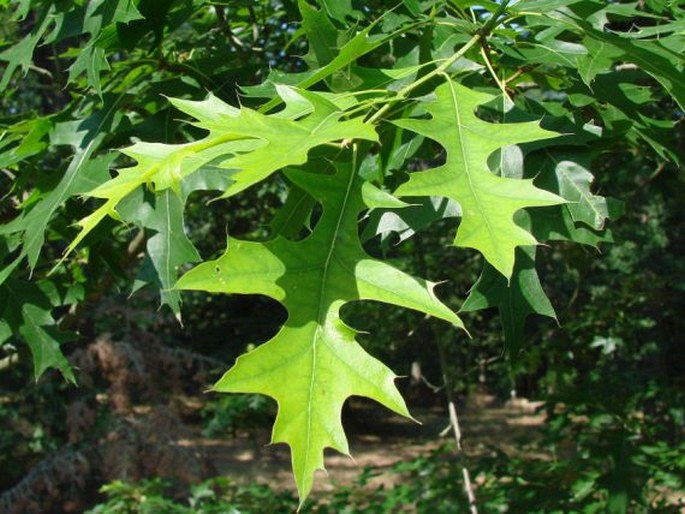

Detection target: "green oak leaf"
[47, 0, 143, 94]
[535, 151, 609, 231]
[394, 80, 565, 279]
[526, 206, 615, 247]
[0, 94, 126, 283]
[300, 0, 339, 67]
[461, 246, 556, 361]
[496, 37, 588, 69]
[118, 168, 235, 317]
[66, 86, 377, 256]
[0, 117, 52, 169]
[257, 20, 389, 112]
[0, 7, 52, 89]
[586, 72, 681, 164]
[578, 26, 685, 111]
[522, 2, 685, 110]
[118, 189, 200, 318]
[318, 0, 361, 22]
[0, 279, 75, 383]
[269, 181, 317, 239]
[362, 196, 460, 245]
[68, 45, 111, 97]
[176, 161, 462, 503]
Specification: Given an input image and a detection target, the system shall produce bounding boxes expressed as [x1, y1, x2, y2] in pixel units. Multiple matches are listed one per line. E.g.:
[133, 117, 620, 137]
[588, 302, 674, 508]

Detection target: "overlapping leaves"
[176, 160, 463, 502]
[2, 0, 677, 507]
[66, 86, 377, 256]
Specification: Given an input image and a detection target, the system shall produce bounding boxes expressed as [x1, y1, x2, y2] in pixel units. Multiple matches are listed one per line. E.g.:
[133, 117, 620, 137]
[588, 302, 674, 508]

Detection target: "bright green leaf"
[394, 80, 565, 278]
[176, 161, 462, 503]
[66, 86, 377, 256]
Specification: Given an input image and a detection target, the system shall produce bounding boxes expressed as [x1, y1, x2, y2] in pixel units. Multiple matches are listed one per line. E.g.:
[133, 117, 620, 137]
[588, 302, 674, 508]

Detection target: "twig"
[412, 235, 479, 513]
[366, 0, 512, 125]
[215, 6, 246, 50]
[448, 398, 478, 514]
[436, 334, 479, 514]
[479, 40, 511, 101]
[0, 352, 19, 372]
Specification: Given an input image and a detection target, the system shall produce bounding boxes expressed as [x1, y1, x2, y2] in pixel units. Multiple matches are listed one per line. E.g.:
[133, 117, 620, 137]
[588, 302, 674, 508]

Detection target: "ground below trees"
[178, 393, 546, 497]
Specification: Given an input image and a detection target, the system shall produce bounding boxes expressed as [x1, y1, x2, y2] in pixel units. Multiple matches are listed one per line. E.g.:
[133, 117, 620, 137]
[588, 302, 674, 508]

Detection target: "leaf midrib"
[446, 81, 501, 264]
[302, 168, 357, 491]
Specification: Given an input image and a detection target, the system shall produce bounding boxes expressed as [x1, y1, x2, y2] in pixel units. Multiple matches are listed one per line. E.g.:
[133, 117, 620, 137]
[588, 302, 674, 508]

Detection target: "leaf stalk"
[365, 0, 512, 125]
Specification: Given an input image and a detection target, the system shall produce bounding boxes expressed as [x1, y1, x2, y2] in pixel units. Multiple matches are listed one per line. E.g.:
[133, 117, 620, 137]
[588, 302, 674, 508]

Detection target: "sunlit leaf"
[176, 160, 462, 503]
[394, 80, 565, 278]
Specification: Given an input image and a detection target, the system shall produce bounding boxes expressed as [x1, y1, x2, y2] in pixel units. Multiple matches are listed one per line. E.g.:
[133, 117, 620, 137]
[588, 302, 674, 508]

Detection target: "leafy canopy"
[0, 0, 682, 505]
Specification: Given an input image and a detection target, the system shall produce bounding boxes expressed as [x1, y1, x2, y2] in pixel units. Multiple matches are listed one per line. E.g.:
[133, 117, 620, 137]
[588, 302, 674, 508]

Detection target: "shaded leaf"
[118, 167, 235, 316]
[0, 280, 75, 383]
[0, 117, 52, 169]
[258, 21, 391, 111]
[461, 246, 555, 360]
[536, 151, 609, 230]
[0, 93, 127, 281]
[118, 189, 200, 317]
[526, 206, 615, 247]
[300, 0, 339, 67]
[362, 196, 460, 244]
[0, 8, 53, 89]
[317, 0, 361, 22]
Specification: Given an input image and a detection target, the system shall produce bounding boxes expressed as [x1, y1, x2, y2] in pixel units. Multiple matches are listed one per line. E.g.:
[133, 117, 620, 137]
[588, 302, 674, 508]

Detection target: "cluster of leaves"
[1, 0, 683, 506]
[201, 393, 274, 437]
[85, 477, 298, 514]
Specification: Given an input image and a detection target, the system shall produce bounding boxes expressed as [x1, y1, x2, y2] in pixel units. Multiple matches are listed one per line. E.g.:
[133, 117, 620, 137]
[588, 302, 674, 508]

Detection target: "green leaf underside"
[394, 80, 565, 278]
[66, 86, 377, 256]
[176, 162, 462, 502]
[118, 188, 200, 316]
[116, 167, 235, 315]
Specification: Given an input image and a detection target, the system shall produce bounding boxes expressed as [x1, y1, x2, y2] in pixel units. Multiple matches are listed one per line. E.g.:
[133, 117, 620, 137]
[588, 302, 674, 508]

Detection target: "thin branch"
[437, 334, 479, 514]
[412, 235, 479, 513]
[366, 0, 512, 124]
[480, 40, 511, 101]
[215, 5, 246, 50]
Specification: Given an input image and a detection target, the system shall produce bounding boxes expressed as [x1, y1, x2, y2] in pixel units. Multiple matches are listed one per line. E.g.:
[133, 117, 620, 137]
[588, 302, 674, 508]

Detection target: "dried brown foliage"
[0, 332, 223, 514]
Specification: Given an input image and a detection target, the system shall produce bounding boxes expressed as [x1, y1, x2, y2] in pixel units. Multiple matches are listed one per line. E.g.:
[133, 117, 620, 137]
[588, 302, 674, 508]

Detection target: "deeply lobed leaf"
[176, 160, 462, 502]
[394, 79, 565, 279]
[66, 86, 377, 256]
